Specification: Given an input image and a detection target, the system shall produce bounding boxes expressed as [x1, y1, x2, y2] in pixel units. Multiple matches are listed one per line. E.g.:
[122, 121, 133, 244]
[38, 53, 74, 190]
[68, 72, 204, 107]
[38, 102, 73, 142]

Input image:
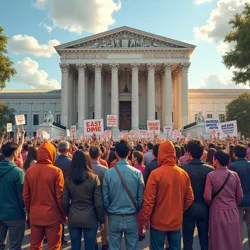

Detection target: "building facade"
[0, 89, 248, 136]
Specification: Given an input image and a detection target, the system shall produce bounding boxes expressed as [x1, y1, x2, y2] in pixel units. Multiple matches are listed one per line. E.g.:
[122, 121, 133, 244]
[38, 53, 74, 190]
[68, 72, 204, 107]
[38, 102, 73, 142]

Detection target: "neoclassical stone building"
[55, 26, 195, 130]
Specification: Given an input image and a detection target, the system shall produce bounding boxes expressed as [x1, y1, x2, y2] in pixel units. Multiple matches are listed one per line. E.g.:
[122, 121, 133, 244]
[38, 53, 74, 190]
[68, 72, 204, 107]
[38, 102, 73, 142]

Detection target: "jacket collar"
[235, 158, 247, 162]
[117, 159, 129, 165]
[91, 160, 100, 164]
[189, 159, 204, 164]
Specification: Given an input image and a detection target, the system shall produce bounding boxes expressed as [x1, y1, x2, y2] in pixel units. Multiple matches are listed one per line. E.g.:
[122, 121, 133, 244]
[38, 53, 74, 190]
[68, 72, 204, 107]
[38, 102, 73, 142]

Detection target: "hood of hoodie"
[37, 140, 56, 165]
[158, 140, 176, 167]
[0, 160, 17, 177]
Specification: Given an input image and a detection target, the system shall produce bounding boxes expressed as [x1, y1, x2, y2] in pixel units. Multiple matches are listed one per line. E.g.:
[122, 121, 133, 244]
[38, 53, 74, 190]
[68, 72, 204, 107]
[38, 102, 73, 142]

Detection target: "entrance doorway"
[119, 101, 131, 130]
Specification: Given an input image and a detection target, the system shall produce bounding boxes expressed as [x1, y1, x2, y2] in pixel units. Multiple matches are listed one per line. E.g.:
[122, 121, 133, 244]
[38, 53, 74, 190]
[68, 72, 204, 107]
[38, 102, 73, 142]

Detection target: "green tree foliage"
[226, 92, 250, 137]
[0, 26, 16, 89]
[223, 3, 250, 86]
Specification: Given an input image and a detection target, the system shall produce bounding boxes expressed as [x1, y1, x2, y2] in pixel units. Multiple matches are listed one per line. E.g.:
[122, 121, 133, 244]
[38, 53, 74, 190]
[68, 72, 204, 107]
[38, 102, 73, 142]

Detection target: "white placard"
[83, 119, 104, 136]
[219, 120, 238, 138]
[105, 130, 112, 137]
[147, 120, 160, 134]
[141, 130, 148, 138]
[15, 115, 26, 126]
[164, 126, 172, 135]
[7, 123, 12, 132]
[107, 115, 118, 127]
[70, 125, 76, 137]
[205, 118, 219, 133]
[66, 129, 70, 137]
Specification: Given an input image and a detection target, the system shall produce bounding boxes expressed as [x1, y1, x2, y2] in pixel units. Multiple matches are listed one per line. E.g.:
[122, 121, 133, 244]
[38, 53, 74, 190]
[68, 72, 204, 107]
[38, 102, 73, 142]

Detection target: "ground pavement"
[10, 224, 249, 250]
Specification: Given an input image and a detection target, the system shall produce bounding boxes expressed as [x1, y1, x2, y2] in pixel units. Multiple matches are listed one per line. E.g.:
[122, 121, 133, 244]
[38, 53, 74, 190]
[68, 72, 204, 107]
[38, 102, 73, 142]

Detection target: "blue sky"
[1, 0, 249, 89]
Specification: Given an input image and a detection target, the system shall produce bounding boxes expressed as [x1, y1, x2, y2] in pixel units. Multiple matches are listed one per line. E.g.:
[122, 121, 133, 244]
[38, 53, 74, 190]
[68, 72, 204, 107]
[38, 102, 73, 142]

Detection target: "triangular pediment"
[55, 26, 195, 51]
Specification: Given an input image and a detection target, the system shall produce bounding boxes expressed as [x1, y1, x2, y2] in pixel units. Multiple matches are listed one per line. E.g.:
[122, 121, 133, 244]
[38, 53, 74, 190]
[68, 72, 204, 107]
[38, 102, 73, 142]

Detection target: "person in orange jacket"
[142, 140, 194, 250]
[23, 140, 66, 250]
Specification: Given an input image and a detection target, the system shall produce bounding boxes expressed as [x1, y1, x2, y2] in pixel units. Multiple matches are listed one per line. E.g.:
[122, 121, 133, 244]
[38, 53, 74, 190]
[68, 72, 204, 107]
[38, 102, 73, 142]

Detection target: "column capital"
[110, 63, 119, 72]
[180, 62, 191, 73]
[93, 63, 102, 73]
[163, 63, 173, 73]
[172, 70, 179, 79]
[76, 64, 86, 73]
[147, 63, 156, 72]
[59, 63, 70, 73]
[130, 63, 140, 72]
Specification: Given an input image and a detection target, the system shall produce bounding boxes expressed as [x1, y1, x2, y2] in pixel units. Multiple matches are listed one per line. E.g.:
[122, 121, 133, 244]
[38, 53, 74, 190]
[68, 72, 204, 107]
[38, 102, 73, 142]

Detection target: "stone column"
[110, 64, 119, 116]
[77, 64, 86, 128]
[147, 63, 156, 120]
[59, 63, 70, 127]
[68, 71, 73, 126]
[181, 63, 191, 127]
[173, 72, 178, 128]
[85, 72, 89, 119]
[177, 70, 182, 128]
[131, 63, 140, 129]
[93, 64, 102, 119]
[164, 63, 172, 127]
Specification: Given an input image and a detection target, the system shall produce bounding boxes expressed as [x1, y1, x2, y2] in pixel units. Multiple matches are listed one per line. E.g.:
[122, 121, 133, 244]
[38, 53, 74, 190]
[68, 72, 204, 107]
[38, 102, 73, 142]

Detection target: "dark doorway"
[119, 101, 131, 130]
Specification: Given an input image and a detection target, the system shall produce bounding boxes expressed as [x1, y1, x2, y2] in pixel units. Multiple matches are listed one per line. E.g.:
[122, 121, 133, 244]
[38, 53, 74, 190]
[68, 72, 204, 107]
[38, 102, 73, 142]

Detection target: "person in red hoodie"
[142, 140, 194, 250]
[23, 140, 66, 250]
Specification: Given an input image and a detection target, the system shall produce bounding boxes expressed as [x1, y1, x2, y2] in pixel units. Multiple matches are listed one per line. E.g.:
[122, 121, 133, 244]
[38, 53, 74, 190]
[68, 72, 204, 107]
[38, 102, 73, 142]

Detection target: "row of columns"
[60, 62, 190, 129]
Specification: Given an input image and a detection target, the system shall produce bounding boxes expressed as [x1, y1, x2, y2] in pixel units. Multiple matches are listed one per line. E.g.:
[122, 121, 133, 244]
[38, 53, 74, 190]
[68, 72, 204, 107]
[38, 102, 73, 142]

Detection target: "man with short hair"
[229, 144, 250, 248]
[102, 140, 144, 250]
[0, 130, 26, 250]
[54, 140, 72, 246]
[144, 142, 154, 165]
[89, 146, 108, 250]
[182, 139, 214, 250]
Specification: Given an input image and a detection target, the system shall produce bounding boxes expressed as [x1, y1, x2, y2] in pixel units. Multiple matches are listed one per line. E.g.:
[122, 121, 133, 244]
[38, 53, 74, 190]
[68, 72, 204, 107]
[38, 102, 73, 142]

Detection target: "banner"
[147, 120, 160, 134]
[15, 115, 26, 126]
[219, 120, 238, 138]
[83, 119, 104, 136]
[205, 118, 219, 133]
[107, 115, 118, 127]
[7, 123, 12, 132]
[70, 125, 77, 137]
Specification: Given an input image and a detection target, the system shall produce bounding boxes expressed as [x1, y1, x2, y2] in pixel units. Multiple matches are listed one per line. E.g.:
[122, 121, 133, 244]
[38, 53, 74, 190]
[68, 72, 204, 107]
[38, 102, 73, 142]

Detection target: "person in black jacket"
[229, 144, 250, 249]
[182, 139, 214, 250]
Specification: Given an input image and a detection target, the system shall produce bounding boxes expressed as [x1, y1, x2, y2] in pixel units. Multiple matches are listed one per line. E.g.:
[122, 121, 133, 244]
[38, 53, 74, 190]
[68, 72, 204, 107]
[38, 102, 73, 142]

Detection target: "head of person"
[234, 144, 247, 159]
[184, 144, 188, 154]
[1, 142, 19, 161]
[213, 150, 230, 168]
[132, 151, 144, 165]
[89, 146, 101, 160]
[69, 150, 93, 185]
[37, 140, 56, 165]
[147, 142, 154, 151]
[135, 143, 143, 153]
[206, 148, 216, 165]
[158, 140, 176, 167]
[174, 145, 182, 160]
[23, 146, 38, 171]
[115, 140, 130, 160]
[58, 141, 69, 155]
[107, 149, 116, 165]
[187, 139, 204, 160]
[22, 143, 29, 153]
[153, 143, 160, 159]
[208, 143, 216, 149]
[229, 144, 235, 159]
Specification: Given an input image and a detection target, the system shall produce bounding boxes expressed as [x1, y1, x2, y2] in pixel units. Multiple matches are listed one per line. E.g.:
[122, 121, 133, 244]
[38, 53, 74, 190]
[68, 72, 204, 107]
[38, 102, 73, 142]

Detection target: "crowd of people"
[0, 126, 250, 250]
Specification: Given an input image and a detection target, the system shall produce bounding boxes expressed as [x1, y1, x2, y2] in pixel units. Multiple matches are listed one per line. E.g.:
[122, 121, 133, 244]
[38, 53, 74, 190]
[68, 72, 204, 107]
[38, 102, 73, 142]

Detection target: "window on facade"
[33, 114, 39, 125]
[56, 114, 61, 124]
[76, 112, 78, 123]
[206, 114, 212, 118]
[219, 114, 225, 122]
[33, 132, 37, 137]
[155, 112, 158, 120]
[92, 112, 95, 119]
[195, 114, 198, 120]
[24, 114, 27, 125]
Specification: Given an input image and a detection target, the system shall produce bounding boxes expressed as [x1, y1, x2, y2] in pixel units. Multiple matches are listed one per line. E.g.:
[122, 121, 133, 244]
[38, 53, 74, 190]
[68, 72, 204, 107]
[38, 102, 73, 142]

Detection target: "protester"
[21, 143, 29, 162]
[0, 141, 26, 250]
[179, 144, 189, 166]
[182, 139, 214, 250]
[23, 140, 66, 250]
[174, 144, 182, 166]
[62, 150, 105, 250]
[229, 144, 250, 249]
[247, 143, 250, 160]
[142, 140, 194, 250]
[89, 146, 109, 250]
[204, 150, 243, 250]
[144, 142, 154, 165]
[23, 146, 38, 171]
[102, 140, 144, 250]
[205, 148, 216, 166]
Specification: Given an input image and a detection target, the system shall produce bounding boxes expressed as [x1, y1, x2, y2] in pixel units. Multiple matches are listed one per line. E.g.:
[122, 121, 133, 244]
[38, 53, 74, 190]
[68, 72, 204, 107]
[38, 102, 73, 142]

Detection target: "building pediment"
[55, 26, 195, 52]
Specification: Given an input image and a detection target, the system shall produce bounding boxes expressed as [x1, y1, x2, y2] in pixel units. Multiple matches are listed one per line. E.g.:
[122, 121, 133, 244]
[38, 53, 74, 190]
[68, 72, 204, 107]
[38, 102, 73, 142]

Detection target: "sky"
[1, 0, 250, 90]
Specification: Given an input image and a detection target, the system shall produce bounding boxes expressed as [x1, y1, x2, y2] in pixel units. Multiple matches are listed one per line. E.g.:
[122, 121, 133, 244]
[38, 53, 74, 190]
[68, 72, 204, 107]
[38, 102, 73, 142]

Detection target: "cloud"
[194, 0, 213, 5]
[194, 0, 250, 51]
[32, 0, 121, 34]
[8, 35, 60, 57]
[13, 57, 60, 89]
[216, 41, 236, 52]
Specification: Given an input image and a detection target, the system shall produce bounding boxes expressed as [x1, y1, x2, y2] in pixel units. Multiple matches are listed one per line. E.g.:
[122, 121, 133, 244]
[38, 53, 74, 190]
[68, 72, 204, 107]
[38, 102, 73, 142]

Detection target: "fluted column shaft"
[93, 64, 102, 119]
[177, 71, 182, 128]
[147, 63, 156, 120]
[173, 72, 178, 128]
[110, 64, 119, 117]
[164, 64, 172, 127]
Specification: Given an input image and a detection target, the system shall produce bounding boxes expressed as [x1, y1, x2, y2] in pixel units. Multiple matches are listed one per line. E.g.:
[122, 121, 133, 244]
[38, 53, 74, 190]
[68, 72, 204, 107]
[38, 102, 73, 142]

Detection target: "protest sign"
[164, 126, 172, 134]
[205, 118, 219, 133]
[118, 132, 124, 138]
[147, 120, 160, 134]
[83, 119, 104, 136]
[136, 129, 141, 136]
[186, 132, 191, 140]
[7, 123, 12, 132]
[36, 130, 42, 138]
[60, 132, 65, 139]
[219, 120, 238, 138]
[66, 129, 70, 137]
[15, 115, 25, 126]
[141, 130, 148, 138]
[107, 115, 118, 127]
[198, 130, 203, 137]
[129, 130, 135, 137]
[70, 125, 77, 137]
[105, 130, 111, 137]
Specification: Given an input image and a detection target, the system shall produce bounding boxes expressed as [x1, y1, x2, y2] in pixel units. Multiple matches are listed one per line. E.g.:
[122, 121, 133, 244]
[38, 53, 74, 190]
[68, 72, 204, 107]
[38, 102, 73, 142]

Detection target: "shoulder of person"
[203, 164, 214, 172]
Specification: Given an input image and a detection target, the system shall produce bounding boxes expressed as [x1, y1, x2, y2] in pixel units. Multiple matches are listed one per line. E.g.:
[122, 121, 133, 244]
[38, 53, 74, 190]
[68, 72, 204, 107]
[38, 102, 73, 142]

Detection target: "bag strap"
[212, 172, 231, 200]
[114, 165, 137, 210]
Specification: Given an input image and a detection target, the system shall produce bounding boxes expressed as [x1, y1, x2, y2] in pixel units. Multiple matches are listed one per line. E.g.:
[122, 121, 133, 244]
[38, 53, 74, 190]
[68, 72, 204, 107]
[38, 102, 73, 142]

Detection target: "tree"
[0, 102, 15, 132]
[0, 26, 16, 89]
[226, 92, 250, 137]
[223, 3, 250, 86]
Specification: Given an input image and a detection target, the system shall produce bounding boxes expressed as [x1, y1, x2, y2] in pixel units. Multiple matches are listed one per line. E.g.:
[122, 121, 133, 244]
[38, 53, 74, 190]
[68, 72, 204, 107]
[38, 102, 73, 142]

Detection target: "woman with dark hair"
[135, 143, 144, 153]
[206, 148, 216, 166]
[62, 151, 105, 250]
[107, 149, 116, 167]
[229, 144, 235, 163]
[174, 145, 182, 166]
[23, 146, 38, 171]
